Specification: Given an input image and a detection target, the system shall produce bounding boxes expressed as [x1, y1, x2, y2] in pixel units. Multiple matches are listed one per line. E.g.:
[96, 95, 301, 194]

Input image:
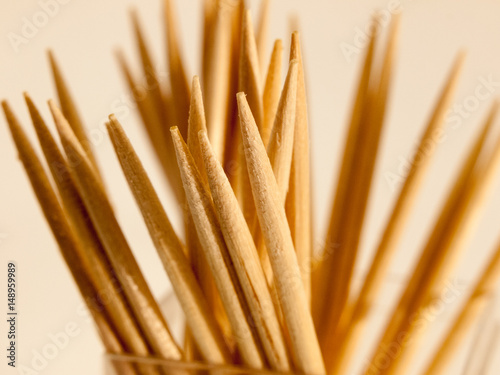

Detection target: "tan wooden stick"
[238, 9, 264, 227]
[115, 50, 172, 183]
[130, 9, 168, 127]
[266, 59, 298, 201]
[53, 106, 182, 360]
[237, 93, 325, 375]
[170, 126, 266, 369]
[323, 15, 399, 369]
[255, 59, 299, 293]
[164, 0, 191, 136]
[285, 32, 313, 306]
[202, 0, 233, 162]
[25, 95, 152, 362]
[329, 44, 465, 375]
[198, 130, 291, 372]
[255, 0, 271, 76]
[107, 115, 231, 364]
[185, 76, 230, 350]
[424, 237, 500, 375]
[47, 50, 103, 184]
[311, 20, 378, 329]
[2, 101, 138, 375]
[262, 39, 283, 147]
[364, 102, 500, 375]
[129, 11, 185, 204]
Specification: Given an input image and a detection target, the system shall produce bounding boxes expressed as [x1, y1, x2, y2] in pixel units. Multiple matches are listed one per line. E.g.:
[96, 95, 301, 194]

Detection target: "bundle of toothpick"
[4, 1, 500, 374]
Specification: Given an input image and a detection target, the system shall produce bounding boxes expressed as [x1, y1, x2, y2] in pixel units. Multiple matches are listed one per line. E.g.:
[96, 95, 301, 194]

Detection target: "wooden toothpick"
[285, 32, 313, 306]
[330, 39, 465, 375]
[364, 100, 500, 375]
[53, 105, 182, 360]
[170, 127, 266, 369]
[199, 130, 291, 372]
[424, 236, 500, 375]
[26, 95, 152, 363]
[164, 0, 191, 136]
[3, 101, 138, 375]
[47, 50, 104, 184]
[262, 39, 283, 147]
[237, 93, 325, 375]
[311, 20, 378, 331]
[107, 115, 231, 364]
[238, 9, 264, 227]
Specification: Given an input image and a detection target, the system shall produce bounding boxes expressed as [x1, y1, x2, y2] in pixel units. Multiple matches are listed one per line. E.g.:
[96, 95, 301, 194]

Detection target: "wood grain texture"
[2, 101, 139, 375]
[170, 127, 266, 369]
[237, 93, 325, 375]
[185, 76, 229, 351]
[115, 50, 171, 185]
[266, 60, 298, 201]
[27, 96, 152, 362]
[285, 32, 313, 306]
[199, 130, 291, 371]
[107, 115, 231, 364]
[262, 39, 283, 147]
[238, 9, 264, 227]
[54, 110, 182, 360]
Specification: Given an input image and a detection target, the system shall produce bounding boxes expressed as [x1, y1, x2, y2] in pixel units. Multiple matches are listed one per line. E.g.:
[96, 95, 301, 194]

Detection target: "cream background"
[1, 0, 500, 374]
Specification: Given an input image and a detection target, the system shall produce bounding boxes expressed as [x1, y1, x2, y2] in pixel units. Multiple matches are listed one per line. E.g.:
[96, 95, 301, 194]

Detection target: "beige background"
[1, 0, 500, 374]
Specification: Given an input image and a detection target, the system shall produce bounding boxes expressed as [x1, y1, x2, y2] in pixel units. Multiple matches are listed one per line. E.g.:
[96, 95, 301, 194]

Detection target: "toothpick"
[47, 50, 104, 185]
[25, 95, 154, 362]
[129, 11, 185, 203]
[221, 0, 245, 187]
[285, 32, 313, 306]
[238, 9, 264, 227]
[164, 0, 191, 136]
[364, 101, 500, 375]
[255, 58, 298, 295]
[330, 41, 465, 375]
[130, 9, 168, 127]
[311, 18, 378, 334]
[2, 101, 138, 375]
[331, 14, 398, 328]
[107, 115, 231, 364]
[170, 127, 266, 369]
[201, 0, 217, 83]
[254, 58, 299, 290]
[199, 130, 291, 372]
[237, 93, 325, 375]
[322, 14, 399, 368]
[262, 39, 283, 147]
[185, 76, 229, 347]
[256, 0, 271, 75]
[188, 77, 210, 182]
[53, 107, 182, 360]
[115, 50, 171, 181]
[202, 1, 233, 161]
[239, 10, 263, 128]
[266, 60, 298, 200]
[424, 237, 500, 375]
